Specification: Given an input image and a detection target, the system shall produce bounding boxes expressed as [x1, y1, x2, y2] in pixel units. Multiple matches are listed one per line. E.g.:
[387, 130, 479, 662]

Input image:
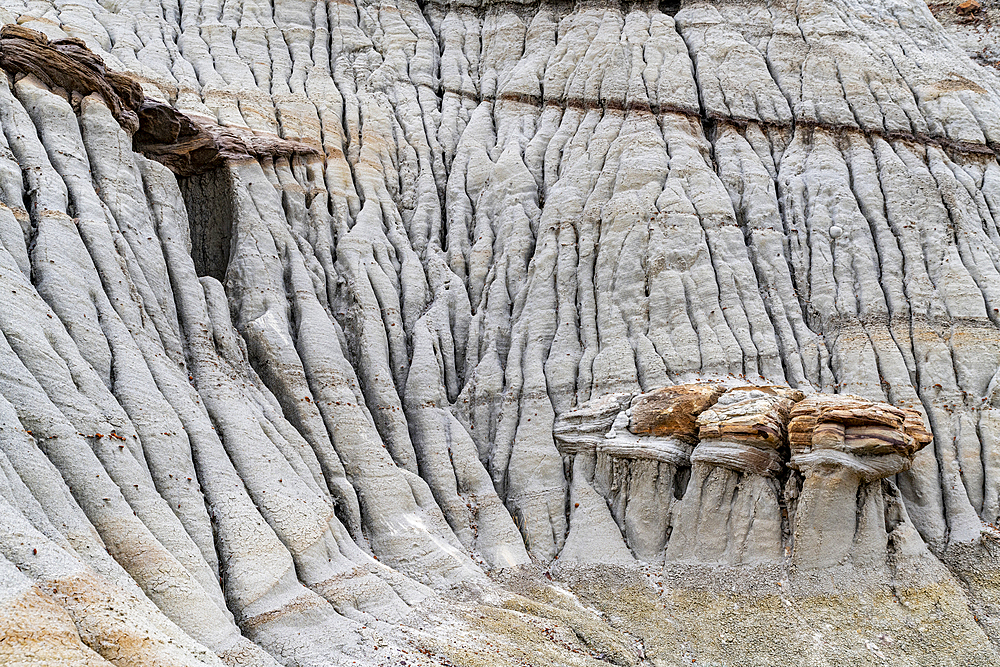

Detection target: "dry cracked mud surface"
[3, 0, 1000, 663]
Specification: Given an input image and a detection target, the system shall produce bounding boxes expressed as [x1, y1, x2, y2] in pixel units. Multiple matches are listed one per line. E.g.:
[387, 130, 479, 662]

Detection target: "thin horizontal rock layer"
[2, 0, 1000, 664]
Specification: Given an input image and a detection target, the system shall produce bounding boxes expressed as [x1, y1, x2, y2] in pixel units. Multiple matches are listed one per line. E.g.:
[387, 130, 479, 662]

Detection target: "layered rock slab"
[787, 394, 932, 569]
[667, 386, 803, 565]
[557, 383, 940, 576]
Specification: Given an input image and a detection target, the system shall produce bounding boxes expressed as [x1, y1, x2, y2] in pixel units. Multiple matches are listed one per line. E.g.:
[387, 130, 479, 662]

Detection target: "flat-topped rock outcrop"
[555, 383, 935, 569]
[788, 394, 932, 483]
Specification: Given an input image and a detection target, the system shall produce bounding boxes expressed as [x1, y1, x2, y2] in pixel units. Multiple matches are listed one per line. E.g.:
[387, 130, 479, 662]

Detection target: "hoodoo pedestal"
[666, 386, 803, 565]
[787, 395, 932, 570]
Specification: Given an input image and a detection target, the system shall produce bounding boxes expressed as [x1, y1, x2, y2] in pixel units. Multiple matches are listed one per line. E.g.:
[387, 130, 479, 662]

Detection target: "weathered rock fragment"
[0, 24, 142, 131]
[628, 384, 726, 441]
[666, 386, 803, 565]
[134, 100, 319, 177]
[593, 385, 720, 562]
[788, 395, 932, 569]
[693, 386, 804, 476]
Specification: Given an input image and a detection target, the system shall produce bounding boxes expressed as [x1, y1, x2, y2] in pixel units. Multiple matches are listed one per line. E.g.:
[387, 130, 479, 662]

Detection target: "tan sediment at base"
[561, 565, 998, 667]
[0, 586, 113, 667]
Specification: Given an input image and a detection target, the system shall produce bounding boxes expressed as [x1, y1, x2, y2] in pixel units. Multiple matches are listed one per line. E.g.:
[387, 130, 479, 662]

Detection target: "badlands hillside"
[2, 0, 1000, 663]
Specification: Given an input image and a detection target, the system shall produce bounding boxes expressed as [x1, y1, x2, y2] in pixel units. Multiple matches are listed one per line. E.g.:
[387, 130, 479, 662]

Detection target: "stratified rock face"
[4, 0, 1000, 663]
[555, 384, 726, 562]
[694, 385, 804, 476]
[557, 384, 933, 569]
[629, 384, 725, 441]
[787, 394, 934, 570]
[668, 386, 803, 565]
[788, 394, 932, 483]
[0, 24, 141, 129]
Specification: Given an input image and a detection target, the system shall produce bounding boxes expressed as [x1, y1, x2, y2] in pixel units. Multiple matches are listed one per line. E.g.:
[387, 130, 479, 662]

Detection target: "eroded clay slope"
[2, 0, 1000, 664]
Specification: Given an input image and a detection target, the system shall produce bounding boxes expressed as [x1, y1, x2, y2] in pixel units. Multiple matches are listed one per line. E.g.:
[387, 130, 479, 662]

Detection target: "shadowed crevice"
[180, 167, 235, 283]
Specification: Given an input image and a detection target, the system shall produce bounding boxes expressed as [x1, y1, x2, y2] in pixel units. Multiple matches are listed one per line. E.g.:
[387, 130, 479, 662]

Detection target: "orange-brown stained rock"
[903, 411, 933, 449]
[0, 25, 142, 132]
[788, 394, 930, 458]
[697, 386, 805, 448]
[133, 101, 319, 176]
[957, 0, 980, 15]
[0, 26, 317, 176]
[0, 585, 114, 667]
[628, 383, 724, 443]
